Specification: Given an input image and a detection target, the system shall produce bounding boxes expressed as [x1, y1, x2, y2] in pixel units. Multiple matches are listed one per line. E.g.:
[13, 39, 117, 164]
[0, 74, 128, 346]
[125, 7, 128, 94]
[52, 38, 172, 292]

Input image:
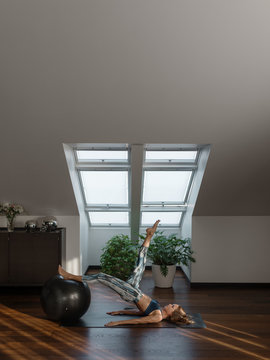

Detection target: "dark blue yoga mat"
[61, 309, 206, 328]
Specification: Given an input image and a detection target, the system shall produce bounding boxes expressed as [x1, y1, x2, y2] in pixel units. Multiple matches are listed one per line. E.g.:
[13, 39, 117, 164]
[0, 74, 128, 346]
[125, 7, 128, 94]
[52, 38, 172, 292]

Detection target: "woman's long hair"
[169, 306, 194, 325]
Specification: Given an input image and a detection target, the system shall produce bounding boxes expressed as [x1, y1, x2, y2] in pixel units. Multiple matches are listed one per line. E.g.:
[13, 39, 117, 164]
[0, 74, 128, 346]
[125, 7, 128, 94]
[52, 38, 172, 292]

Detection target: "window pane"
[80, 171, 129, 205]
[89, 212, 129, 225]
[77, 150, 128, 161]
[143, 171, 192, 203]
[141, 212, 182, 226]
[145, 151, 197, 162]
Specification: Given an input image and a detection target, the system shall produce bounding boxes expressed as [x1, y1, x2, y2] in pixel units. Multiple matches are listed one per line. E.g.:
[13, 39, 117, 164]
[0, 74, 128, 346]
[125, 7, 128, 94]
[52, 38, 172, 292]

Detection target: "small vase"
[7, 218, 15, 232]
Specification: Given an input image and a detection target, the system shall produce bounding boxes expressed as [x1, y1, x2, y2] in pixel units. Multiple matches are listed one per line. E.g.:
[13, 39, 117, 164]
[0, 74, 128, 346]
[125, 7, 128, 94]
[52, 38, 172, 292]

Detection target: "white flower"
[14, 205, 24, 213]
[0, 203, 24, 216]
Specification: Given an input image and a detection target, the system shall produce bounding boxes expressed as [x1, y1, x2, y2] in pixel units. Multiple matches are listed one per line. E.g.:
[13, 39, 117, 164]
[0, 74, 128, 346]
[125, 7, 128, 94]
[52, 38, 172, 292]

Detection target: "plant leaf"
[160, 264, 168, 277]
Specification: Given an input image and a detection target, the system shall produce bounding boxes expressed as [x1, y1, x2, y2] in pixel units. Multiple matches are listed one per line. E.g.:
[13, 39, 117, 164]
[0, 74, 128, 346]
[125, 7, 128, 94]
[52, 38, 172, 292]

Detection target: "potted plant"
[142, 231, 195, 288]
[100, 234, 139, 281]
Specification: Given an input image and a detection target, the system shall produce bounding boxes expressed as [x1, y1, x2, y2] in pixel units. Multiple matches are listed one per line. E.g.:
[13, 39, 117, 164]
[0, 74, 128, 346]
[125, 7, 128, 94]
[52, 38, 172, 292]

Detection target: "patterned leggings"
[82, 246, 148, 303]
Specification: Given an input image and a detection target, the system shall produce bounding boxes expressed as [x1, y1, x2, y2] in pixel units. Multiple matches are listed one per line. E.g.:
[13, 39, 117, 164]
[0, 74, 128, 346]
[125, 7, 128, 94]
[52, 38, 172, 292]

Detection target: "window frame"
[140, 146, 200, 228]
[144, 150, 199, 164]
[73, 144, 202, 229]
[74, 145, 131, 227]
[78, 168, 131, 208]
[75, 149, 129, 163]
[140, 208, 185, 228]
[87, 210, 130, 227]
[141, 168, 195, 206]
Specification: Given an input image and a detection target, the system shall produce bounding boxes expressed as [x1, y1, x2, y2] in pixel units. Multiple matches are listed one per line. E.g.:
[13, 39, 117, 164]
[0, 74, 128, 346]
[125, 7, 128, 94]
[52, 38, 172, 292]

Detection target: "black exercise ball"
[40, 274, 91, 322]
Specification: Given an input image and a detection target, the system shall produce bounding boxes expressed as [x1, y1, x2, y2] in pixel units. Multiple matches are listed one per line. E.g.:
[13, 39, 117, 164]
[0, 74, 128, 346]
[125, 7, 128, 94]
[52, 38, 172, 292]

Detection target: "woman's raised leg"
[58, 220, 160, 301]
[58, 266, 142, 303]
[142, 220, 160, 248]
[58, 265, 83, 282]
[127, 220, 160, 288]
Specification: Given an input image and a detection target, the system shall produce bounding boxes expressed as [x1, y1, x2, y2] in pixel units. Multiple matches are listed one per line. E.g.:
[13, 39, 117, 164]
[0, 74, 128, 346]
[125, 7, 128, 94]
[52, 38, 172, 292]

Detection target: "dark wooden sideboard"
[0, 228, 65, 286]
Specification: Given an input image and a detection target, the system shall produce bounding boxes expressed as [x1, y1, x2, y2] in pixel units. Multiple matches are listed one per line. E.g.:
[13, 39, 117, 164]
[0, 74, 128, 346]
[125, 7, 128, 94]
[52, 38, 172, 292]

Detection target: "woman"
[58, 220, 193, 327]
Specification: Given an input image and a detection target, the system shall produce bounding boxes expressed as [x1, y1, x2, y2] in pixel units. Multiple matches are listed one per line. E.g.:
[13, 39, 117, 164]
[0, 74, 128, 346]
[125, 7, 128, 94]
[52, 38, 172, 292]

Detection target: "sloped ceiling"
[1, 0, 270, 216]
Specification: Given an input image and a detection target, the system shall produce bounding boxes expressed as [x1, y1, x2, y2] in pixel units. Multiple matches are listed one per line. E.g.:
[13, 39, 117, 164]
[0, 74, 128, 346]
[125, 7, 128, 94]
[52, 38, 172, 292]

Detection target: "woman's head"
[166, 304, 194, 325]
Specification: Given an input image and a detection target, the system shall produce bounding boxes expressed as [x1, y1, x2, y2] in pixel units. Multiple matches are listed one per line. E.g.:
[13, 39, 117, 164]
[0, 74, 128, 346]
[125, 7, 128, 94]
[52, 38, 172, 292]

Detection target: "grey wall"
[1, 1, 270, 280]
[1, 0, 270, 217]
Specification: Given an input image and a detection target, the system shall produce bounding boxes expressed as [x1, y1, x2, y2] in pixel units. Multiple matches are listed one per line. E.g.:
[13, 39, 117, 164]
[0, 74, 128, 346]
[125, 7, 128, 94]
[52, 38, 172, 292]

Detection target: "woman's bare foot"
[143, 220, 160, 247]
[146, 220, 160, 238]
[58, 265, 69, 279]
[58, 265, 82, 282]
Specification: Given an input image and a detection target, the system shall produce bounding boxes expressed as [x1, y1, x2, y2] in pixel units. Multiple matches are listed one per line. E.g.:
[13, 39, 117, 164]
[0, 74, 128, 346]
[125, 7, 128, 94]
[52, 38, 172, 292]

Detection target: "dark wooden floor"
[0, 270, 269, 360]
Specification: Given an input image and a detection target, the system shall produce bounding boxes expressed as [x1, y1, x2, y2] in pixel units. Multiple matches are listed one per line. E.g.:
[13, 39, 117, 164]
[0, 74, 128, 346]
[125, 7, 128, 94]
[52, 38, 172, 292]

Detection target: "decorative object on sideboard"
[41, 217, 58, 232]
[0, 202, 24, 232]
[25, 220, 38, 232]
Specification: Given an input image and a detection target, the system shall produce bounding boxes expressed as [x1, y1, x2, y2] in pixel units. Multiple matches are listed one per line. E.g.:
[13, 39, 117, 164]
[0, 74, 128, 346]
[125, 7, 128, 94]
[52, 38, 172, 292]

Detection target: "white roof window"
[145, 150, 197, 162]
[70, 143, 208, 228]
[77, 150, 128, 162]
[142, 171, 192, 204]
[88, 212, 129, 226]
[141, 212, 183, 226]
[80, 171, 129, 206]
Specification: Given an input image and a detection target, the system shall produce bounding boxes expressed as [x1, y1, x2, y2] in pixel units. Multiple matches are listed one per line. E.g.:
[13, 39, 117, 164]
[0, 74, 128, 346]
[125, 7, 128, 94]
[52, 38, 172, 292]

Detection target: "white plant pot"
[152, 264, 176, 288]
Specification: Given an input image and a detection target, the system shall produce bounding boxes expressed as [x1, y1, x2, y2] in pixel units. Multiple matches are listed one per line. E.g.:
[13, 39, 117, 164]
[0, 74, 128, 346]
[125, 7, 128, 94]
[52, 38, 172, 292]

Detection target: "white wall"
[181, 211, 192, 279]
[80, 214, 89, 273]
[181, 146, 211, 280]
[88, 227, 181, 266]
[63, 144, 90, 274]
[191, 216, 270, 283]
[5, 215, 270, 283]
[88, 228, 130, 266]
[55, 216, 80, 274]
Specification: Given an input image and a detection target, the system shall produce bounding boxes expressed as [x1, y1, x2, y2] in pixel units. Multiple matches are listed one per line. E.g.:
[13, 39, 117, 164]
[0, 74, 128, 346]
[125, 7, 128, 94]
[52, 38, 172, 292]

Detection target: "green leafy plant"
[100, 234, 140, 281]
[140, 231, 196, 277]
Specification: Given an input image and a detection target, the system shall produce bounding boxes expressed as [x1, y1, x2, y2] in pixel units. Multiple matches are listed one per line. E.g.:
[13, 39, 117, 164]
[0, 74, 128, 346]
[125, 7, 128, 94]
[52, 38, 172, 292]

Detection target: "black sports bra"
[144, 299, 161, 316]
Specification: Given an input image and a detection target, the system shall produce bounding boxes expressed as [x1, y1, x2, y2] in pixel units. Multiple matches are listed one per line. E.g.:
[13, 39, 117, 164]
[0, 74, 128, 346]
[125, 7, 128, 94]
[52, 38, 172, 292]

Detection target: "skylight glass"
[80, 171, 129, 205]
[77, 150, 128, 161]
[145, 151, 197, 162]
[143, 171, 192, 203]
[141, 212, 182, 226]
[88, 212, 129, 225]
[72, 143, 204, 229]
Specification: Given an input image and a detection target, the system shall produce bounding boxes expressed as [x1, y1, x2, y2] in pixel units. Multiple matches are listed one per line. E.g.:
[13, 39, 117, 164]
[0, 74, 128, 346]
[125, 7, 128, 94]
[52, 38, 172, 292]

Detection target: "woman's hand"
[104, 321, 120, 327]
[107, 309, 144, 316]
[106, 311, 121, 316]
[105, 312, 163, 327]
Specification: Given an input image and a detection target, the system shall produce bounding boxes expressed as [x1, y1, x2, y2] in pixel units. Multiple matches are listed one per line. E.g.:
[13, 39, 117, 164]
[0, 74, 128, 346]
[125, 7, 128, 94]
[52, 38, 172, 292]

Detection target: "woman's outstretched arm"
[105, 311, 162, 326]
[107, 310, 144, 316]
